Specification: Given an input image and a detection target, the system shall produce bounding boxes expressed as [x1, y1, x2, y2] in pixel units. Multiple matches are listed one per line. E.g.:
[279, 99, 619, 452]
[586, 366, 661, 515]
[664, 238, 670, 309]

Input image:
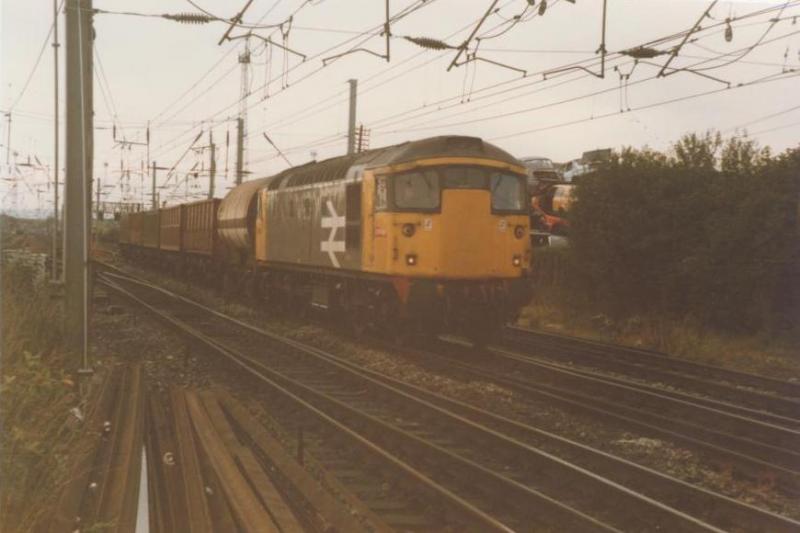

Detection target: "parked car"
[520, 156, 561, 194]
[531, 184, 574, 236]
[563, 148, 612, 182]
[562, 159, 591, 182]
[550, 183, 575, 214]
[530, 204, 566, 235]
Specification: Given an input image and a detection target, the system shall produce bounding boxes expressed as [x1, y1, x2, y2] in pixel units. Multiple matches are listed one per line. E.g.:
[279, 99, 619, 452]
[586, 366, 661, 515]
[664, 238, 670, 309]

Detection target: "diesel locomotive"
[119, 135, 532, 344]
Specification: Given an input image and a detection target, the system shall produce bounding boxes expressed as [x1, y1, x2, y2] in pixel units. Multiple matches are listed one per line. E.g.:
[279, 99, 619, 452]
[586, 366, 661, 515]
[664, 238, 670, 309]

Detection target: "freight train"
[119, 135, 532, 344]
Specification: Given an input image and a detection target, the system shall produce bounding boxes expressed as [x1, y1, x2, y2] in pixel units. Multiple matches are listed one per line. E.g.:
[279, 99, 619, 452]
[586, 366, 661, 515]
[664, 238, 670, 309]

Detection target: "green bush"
[566, 133, 799, 334]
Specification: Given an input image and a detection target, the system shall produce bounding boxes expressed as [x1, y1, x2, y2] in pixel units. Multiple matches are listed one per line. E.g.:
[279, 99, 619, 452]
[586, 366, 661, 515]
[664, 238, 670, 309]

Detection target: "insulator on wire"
[724, 18, 733, 42]
[539, 0, 548, 16]
[527, 0, 536, 5]
[403, 36, 456, 50]
[163, 12, 213, 25]
[621, 46, 665, 59]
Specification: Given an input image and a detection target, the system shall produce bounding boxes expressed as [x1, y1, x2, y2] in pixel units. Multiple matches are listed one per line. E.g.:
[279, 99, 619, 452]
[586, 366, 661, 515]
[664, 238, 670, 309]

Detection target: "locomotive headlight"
[512, 255, 522, 267]
[514, 225, 526, 239]
[406, 254, 418, 266]
[402, 223, 416, 237]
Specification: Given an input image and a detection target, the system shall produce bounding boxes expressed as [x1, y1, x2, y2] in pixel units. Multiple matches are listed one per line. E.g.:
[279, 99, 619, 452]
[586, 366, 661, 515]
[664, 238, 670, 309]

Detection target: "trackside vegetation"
[0, 263, 81, 532]
[528, 132, 799, 373]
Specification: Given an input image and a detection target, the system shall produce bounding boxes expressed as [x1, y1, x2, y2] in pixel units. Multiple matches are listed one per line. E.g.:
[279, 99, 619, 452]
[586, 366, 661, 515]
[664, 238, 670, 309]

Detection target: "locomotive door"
[345, 182, 362, 253]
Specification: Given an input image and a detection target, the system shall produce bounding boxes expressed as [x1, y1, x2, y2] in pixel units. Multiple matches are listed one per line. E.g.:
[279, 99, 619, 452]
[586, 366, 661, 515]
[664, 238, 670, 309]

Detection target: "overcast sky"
[1, 0, 798, 213]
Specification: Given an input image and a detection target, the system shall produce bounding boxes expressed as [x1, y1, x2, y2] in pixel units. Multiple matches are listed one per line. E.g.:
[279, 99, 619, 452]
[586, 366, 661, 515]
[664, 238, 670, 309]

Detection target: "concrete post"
[347, 79, 357, 155]
[64, 0, 93, 366]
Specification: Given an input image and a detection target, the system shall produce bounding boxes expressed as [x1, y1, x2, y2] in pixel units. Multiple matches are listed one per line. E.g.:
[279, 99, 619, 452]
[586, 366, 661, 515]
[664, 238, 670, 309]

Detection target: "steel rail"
[97, 269, 800, 532]
[96, 274, 674, 531]
[480, 343, 800, 464]
[97, 273, 519, 532]
[393, 340, 800, 492]
[505, 326, 800, 401]
[487, 341, 800, 443]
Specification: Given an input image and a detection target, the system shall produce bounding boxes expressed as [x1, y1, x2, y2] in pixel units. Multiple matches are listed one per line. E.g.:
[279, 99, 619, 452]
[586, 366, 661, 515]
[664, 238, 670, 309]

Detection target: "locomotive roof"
[260, 135, 522, 191]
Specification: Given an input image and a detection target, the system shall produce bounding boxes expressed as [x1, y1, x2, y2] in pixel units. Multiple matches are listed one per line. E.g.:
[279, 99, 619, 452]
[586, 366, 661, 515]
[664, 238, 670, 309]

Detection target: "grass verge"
[0, 264, 82, 532]
[519, 289, 800, 380]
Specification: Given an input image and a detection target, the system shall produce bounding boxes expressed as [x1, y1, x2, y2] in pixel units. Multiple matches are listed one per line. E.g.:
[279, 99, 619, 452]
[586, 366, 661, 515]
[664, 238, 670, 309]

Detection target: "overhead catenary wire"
[7, 0, 66, 112]
[149, 0, 293, 128]
[367, 7, 800, 134]
[264, 21, 797, 165]
[262, 132, 293, 166]
[93, 43, 125, 137]
[222, 0, 800, 173]
[182, 0, 296, 30]
[148, 0, 297, 158]
[149, 0, 440, 163]
[133, 0, 799, 183]
[736, 119, 800, 138]
[251, 0, 517, 138]
[722, 102, 800, 133]
[673, 1, 793, 75]
[376, 28, 800, 135]
[149, 47, 239, 127]
[489, 70, 800, 142]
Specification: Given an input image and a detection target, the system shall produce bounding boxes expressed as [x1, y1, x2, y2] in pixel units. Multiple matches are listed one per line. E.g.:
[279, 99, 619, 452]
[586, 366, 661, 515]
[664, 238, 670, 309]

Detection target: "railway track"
[96, 267, 800, 532]
[144, 386, 376, 532]
[503, 326, 800, 417]
[404, 337, 800, 495]
[483, 331, 800, 474]
[49, 363, 145, 532]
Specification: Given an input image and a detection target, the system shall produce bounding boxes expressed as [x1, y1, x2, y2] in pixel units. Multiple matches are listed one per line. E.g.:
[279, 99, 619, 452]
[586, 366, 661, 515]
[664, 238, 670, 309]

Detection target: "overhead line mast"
[237, 37, 250, 185]
[63, 0, 93, 379]
[52, 0, 61, 281]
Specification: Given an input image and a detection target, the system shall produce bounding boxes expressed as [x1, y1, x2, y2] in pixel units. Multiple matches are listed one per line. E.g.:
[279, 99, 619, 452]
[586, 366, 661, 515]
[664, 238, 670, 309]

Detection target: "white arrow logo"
[321, 199, 345, 268]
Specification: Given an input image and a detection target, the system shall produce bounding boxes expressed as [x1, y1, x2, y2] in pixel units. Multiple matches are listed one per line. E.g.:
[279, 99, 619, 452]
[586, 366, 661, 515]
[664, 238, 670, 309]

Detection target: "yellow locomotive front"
[362, 155, 531, 342]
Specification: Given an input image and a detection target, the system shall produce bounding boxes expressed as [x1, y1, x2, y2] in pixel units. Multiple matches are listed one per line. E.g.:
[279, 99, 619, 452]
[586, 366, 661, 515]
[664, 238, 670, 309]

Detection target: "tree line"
[563, 132, 799, 335]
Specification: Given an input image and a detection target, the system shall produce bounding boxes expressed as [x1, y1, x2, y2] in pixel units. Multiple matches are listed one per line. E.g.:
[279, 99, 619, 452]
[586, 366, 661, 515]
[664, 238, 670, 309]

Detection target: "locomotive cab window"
[393, 170, 440, 210]
[490, 173, 526, 213]
[388, 166, 526, 213]
[441, 166, 486, 189]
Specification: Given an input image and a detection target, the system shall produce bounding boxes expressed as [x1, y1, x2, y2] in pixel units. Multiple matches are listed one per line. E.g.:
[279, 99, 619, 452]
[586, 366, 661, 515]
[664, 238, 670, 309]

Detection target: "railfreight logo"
[321, 199, 346, 268]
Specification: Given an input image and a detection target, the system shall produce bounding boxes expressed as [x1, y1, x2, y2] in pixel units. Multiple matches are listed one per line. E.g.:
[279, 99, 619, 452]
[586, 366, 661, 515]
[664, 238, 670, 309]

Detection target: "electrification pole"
[347, 79, 357, 155]
[95, 177, 101, 219]
[4, 112, 11, 166]
[235, 117, 244, 185]
[208, 131, 216, 199]
[235, 37, 250, 185]
[151, 161, 157, 209]
[52, 0, 61, 281]
[64, 0, 93, 368]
